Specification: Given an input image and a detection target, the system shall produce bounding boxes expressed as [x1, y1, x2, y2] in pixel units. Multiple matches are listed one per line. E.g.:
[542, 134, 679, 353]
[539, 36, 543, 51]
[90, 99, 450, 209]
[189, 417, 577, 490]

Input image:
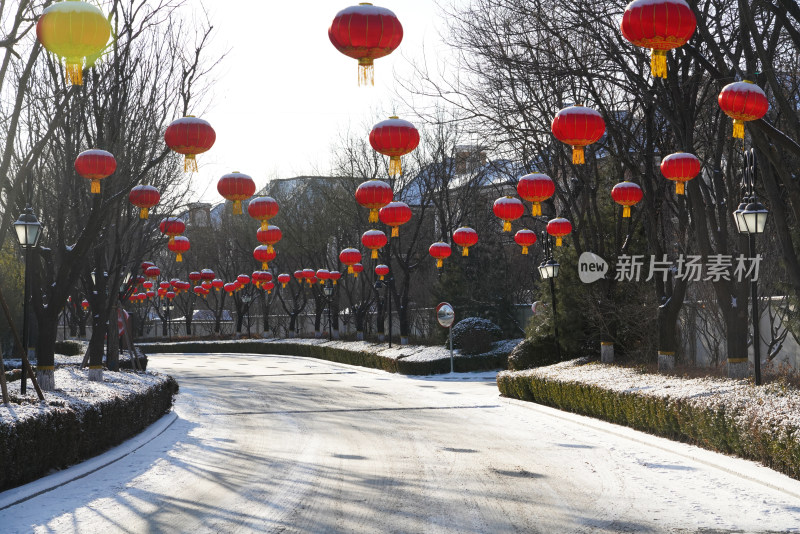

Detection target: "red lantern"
[278, 273, 291, 288]
[379, 201, 412, 237]
[166, 291, 176, 300]
[517, 173, 555, 216]
[237, 274, 251, 286]
[660, 152, 701, 195]
[253, 245, 276, 270]
[301, 268, 315, 286]
[452, 227, 478, 257]
[264, 281, 275, 294]
[159, 217, 186, 246]
[316, 269, 331, 284]
[362, 229, 387, 259]
[218, 172, 256, 215]
[294, 270, 304, 281]
[429, 242, 452, 269]
[611, 182, 644, 218]
[81, 299, 89, 310]
[201, 281, 212, 291]
[328, 4, 403, 86]
[493, 196, 525, 232]
[193, 286, 205, 298]
[547, 218, 573, 247]
[75, 149, 116, 194]
[168, 236, 190, 262]
[146, 291, 156, 299]
[257, 225, 283, 254]
[248, 196, 280, 230]
[514, 229, 537, 255]
[143, 280, 154, 290]
[188, 272, 201, 285]
[201, 269, 215, 281]
[375, 264, 389, 280]
[224, 283, 236, 296]
[129, 185, 160, 219]
[330, 271, 342, 285]
[551, 106, 606, 165]
[620, 0, 697, 78]
[164, 116, 216, 172]
[718, 81, 769, 139]
[145, 266, 161, 279]
[355, 180, 393, 223]
[212, 279, 224, 291]
[351, 263, 364, 278]
[369, 116, 420, 176]
[159, 282, 171, 290]
[141, 261, 154, 271]
[340, 247, 363, 274]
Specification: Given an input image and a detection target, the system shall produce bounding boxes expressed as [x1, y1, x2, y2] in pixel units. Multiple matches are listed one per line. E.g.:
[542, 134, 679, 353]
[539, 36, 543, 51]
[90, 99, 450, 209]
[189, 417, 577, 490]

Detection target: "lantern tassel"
[676, 182, 685, 195]
[572, 147, 585, 165]
[522, 246, 529, 255]
[358, 58, 375, 87]
[261, 221, 269, 231]
[369, 209, 379, 223]
[262, 262, 269, 270]
[333, 280, 337, 285]
[184, 155, 198, 173]
[732, 120, 744, 139]
[380, 275, 385, 281]
[354, 272, 359, 278]
[371, 249, 378, 259]
[556, 237, 563, 247]
[282, 283, 287, 288]
[176, 253, 183, 263]
[233, 200, 243, 215]
[91, 180, 101, 194]
[389, 156, 402, 176]
[169, 236, 175, 246]
[503, 221, 512, 232]
[140, 207, 149, 219]
[66, 61, 83, 85]
[348, 265, 354, 274]
[462, 247, 469, 257]
[391, 227, 399, 238]
[267, 245, 274, 254]
[623, 206, 631, 218]
[532, 203, 541, 217]
[436, 259, 443, 268]
[650, 49, 667, 79]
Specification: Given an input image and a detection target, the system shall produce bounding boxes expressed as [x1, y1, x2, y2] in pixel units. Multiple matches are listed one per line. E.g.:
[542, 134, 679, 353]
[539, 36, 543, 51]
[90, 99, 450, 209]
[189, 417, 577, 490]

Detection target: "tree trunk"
[35, 314, 59, 391]
[88, 314, 107, 382]
[107, 308, 120, 372]
[726, 303, 750, 379]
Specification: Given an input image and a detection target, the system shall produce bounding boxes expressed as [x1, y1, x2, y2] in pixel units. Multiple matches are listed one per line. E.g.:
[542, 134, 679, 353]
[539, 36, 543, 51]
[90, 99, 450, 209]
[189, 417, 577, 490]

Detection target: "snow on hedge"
[0, 367, 172, 427]
[500, 358, 800, 438]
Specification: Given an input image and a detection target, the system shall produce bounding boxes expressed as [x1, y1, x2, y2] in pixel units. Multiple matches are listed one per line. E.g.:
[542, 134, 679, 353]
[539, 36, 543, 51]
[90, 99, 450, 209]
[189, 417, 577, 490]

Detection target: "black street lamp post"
[537, 231, 561, 361]
[733, 148, 768, 385]
[13, 207, 42, 395]
[323, 283, 333, 342]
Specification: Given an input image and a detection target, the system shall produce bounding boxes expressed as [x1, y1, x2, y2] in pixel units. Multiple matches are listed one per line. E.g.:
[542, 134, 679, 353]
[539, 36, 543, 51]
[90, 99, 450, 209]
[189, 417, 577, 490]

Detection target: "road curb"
[0, 412, 178, 510]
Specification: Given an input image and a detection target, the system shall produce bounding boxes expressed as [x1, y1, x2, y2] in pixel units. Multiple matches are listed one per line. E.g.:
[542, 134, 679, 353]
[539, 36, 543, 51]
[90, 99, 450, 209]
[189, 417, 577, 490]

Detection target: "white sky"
[184, 0, 456, 204]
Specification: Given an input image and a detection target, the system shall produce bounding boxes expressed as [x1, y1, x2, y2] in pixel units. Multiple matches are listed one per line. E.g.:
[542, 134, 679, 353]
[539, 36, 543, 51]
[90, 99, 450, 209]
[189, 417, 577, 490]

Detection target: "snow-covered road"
[3, 353, 800, 533]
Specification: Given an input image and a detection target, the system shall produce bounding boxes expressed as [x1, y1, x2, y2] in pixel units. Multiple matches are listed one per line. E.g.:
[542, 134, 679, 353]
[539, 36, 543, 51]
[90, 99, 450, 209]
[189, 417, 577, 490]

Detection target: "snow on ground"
[501, 358, 800, 443]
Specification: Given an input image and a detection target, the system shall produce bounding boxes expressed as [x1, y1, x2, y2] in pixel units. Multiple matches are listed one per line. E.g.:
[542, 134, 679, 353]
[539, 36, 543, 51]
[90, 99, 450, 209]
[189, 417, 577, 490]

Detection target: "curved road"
[5, 353, 800, 533]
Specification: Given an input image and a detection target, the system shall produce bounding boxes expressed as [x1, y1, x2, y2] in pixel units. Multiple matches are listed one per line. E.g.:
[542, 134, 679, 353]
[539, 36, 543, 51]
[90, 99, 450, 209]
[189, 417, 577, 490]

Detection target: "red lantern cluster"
[218, 172, 256, 215]
[328, 4, 403, 86]
[452, 227, 478, 257]
[661, 152, 701, 195]
[611, 182, 643, 218]
[370, 116, 420, 176]
[718, 81, 769, 139]
[257, 225, 283, 254]
[75, 149, 116, 194]
[517, 173, 555, 216]
[129, 185, 160, 219]
[164, 116, 216, 172]
[551, 106, 606, 165]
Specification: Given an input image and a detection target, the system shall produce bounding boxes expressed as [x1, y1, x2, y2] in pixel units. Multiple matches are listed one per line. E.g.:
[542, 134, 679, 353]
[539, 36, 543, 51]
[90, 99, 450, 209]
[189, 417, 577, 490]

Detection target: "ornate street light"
[13, 207, 42, 395]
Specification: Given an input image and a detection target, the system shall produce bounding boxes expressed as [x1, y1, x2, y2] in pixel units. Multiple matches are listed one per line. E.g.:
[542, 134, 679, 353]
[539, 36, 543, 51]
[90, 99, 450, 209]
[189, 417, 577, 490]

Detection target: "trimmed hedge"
[497, 370, 800, 481]
[0, 374, 178, 491]
[138, 340, 509, 375]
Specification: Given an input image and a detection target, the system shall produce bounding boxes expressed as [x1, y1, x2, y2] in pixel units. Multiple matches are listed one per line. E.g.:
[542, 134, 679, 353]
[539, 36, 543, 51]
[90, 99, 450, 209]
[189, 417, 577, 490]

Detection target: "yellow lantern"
[36, 1, 111, 85]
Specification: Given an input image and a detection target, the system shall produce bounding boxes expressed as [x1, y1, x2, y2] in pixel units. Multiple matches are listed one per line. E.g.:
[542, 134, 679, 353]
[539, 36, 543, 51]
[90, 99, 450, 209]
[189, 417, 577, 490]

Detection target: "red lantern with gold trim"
[352, 263, 364, 278]
[517, 173, 555, 216]
[75, 149, 116, 194]
[159, 217, 185, 246]
[355, 180, 393, 223]
[362, 229, 387, 259]
[168, 236, 190, 262]
[493, 196, 525, 232]
[218, 172, 256, 215]
[212, 279, 224, 291]
[379, 201, 412, 237]
[514, 229, 537, 255]
[129, 185, 160, 219]
[330, 271, 342, 285]
[328, 3, 403, 86]
[620, 0, 697, 78]
[164, 116, 216, 172]
[429, 242, 452, 269]
[340, 248, 362, 274]
[201, 269, 215, 281]
[248, 196, 279, 230]
[452, 227, 478, 257]
[257, 225, 282, 253]
[547, 218, 572, 247]
[375, 264, 389, 280]
[551, 106, 606, 165]
[370, 117, 420, 176]
[188, 272, 202, 285]
[660, 152, 701, 195]
[718, 81, 769, 139]
[278, 273, 291, 288]
[253, 245, 276, 270]
[611, 181, 643, 218]
[145, 266, 161, 279]
[316, 269, 331, 284]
